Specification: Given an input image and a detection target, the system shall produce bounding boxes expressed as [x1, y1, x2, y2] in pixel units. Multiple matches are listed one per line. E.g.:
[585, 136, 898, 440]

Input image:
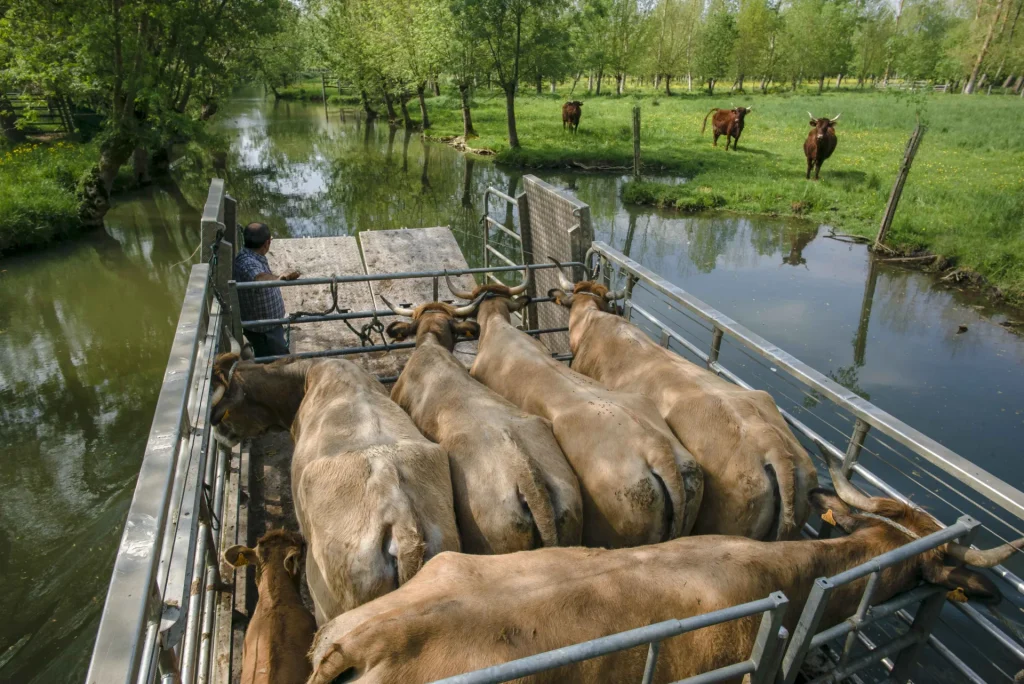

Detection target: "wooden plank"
[266, 236, 374, 355]
[359, 227, 478, 375]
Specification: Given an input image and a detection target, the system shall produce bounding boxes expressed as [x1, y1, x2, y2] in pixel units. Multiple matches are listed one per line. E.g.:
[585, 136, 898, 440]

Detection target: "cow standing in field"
[224, 530, 316, 684]
[548, 262, 817, 541]
[210, 348, 460, 623]
[805, 113, 840, 180]
[562, 101, 583, 134]
[383, 296, 583, 553]
[447, 272, 703, 549]
[307, 448, 1022, 684]
[701, 106, 751, 150]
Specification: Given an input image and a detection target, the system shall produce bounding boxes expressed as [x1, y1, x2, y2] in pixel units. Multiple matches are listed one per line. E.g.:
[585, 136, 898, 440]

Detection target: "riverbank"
[425, 90, 1024, 304]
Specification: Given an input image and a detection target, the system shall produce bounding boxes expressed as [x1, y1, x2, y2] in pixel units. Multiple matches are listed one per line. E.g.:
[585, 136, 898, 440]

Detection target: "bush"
[622, 180, 726, 212]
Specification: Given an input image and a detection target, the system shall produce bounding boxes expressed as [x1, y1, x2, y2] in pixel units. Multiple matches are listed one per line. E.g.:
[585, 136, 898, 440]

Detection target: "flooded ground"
[1, 96, 1022, 682]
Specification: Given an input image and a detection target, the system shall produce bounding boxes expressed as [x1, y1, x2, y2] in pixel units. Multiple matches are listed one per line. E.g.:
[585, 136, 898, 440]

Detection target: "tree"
[440, 1, 487, 136]
[734, 0, 778, 92]
[694, 7, 737, 94]
[606, 0, 651, 95]
[452, 0, 554, 148]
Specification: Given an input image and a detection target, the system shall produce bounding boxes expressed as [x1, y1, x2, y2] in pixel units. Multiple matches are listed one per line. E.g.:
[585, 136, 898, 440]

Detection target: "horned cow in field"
[805, 113, 840, 180]
[383, 295, 583, 554]
[548, 261, 817, 540]
[447, 271, 703, 549]
[306, 448, 1021, 683]
[210, 347, 459, 623]
[701, 106, 752, 150]
[562, 101, 583, 134]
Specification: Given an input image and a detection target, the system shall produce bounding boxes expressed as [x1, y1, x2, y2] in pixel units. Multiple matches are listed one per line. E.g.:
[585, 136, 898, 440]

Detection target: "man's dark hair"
[243, 222, 272, 249]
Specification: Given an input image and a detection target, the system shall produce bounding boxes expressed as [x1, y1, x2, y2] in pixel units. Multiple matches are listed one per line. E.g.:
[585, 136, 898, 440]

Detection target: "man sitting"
[233, 222, 300, 358]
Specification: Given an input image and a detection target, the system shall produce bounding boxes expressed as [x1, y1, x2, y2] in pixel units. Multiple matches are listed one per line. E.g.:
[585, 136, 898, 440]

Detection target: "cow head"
[383, 298, 481, 351]
[808, 112, 839, 141]
[444, 268, 532, 320]
[210, 342, 305, 447]
[224, 529, 304, 587]
[547, 258, 626, 312]
[569, 100, 583, 108]
[812, 445, 1019, 604]
[734, 106, 751, 121]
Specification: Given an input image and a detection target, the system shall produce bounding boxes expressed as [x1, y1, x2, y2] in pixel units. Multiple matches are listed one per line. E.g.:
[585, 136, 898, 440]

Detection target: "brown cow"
[701, 106, 751, 150]
[548, 263, 817, 541]
[383, 297, 584, 553]
[804, 112, 840, 180]
[306, 449, 1021, 684]
[562, 101, 583, 134]
[224, 530, 316, 684]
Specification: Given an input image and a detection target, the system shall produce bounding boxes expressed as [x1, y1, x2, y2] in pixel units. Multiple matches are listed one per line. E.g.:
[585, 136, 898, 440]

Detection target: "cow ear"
[810, 120, 816, 126]
[508, 295, 532, 313]
[452, 320, 480, 340]
[283, 547, 302, 578]
[386, 320, 416, 341]
[808, 489, 858, 533]
[224, 545, 257, 568]
[548, 288, 572, 308]
[923, 564, 1001, 604]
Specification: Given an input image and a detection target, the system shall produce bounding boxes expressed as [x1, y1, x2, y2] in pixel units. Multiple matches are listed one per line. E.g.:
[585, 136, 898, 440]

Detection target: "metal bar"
[235, 262, 582, 290]
[227, 282, 242, 341]
[895, 610, 989, 684]
[485, 245, 519, 268]
[839, 572, 880, 666]
[781, 578, 834, 684]
[525, 327, 570, 337]
[484, 186, 518, 206]
[242, 298, 559, 328]
[844, 419, 870, 476]
[890, 588, 947, 682]
[485, 215, 523, 243]
[591, 241, 1024, 521]
[748, 592, 789, 684]
[196, 447, 230, 684]
[429, 595, 783, 684]
[807, 633, 919, 684]
[87, 266, 210, 684]
[809, 585, 943, 648]
[708, 327, 723, 366]
[641, 641, 660, 684]
[951, 600, 1024, 663]
[673, 660, 755, 684]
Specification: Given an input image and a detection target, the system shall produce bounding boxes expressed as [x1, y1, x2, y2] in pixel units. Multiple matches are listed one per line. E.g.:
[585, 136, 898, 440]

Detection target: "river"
[1, 96, 1022, 683]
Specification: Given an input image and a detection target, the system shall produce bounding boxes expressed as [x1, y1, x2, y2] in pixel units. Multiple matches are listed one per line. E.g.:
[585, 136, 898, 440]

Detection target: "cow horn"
[831, 113, 841, 123]
[808, 111, 816, 120]
[508, 266, 531, 295]
[547, 257, 576, 292]
[452, 293, 488, 317]
[379, 294, 415, 318]
[605, 288, 627, 301]
[229, 335, 241, 356]
[945, 538, 1024, 568]
[817, 443, 879, 512]
[444, 270, 476, 300]
[746, 106, 752, 111]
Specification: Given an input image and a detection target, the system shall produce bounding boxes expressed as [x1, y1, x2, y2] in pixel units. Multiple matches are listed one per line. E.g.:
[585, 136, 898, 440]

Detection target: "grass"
[276, 79, 361, 106]
[425, 88, 1024, 303]
[0, 140, 97, 254]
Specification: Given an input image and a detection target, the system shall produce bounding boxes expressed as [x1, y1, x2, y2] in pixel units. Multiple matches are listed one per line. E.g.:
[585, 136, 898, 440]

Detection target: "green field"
[425, 89, 1024, 304]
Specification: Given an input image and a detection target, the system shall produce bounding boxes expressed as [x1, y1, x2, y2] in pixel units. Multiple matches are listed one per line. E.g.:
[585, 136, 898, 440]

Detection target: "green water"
[2, 96, 1023, 683]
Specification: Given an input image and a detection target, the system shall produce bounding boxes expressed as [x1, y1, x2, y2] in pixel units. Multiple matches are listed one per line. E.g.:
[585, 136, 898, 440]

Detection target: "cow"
[804, 113, 840, 180]
[305, 448, 1022, 684]
[382, 295, 583, 553]
[224, 530, 316, 684]
[701, 106, 751, 150]
[548, 262, 817, 541]
[562, 101, 583, 134]
[445, 271, 703, 549]
[210, 348, 460, 623]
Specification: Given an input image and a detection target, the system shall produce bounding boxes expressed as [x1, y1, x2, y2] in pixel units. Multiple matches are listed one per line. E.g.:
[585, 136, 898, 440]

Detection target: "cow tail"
[764, 455, 798, 540]
[308, 641, 359, 684]
[701, 108, 716, 135]
[393, 504, 426, 585]
[649, 446, 697, 540]
[517, 461, 560, 547]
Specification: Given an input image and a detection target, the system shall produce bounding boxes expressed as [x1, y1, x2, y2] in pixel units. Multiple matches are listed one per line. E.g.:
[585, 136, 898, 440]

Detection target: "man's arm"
[254, 270, 301, 281]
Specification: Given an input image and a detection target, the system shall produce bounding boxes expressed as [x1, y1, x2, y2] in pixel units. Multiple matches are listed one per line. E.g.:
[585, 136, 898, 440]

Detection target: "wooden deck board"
[359, 227, 479, 374]
[266, 236, 374, 357]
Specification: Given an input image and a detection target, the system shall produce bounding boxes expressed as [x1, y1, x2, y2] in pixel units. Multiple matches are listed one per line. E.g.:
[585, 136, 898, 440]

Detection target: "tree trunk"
[737, 73, 744, 92]
[588, 72, 594, 92]
[617, 73, 625, 95]
[459, 83, 476, 137]
[433, 80, 441, 96]
[461, 158, 475, 208]
[381, 83, 398, 122]
[654, 74, 661, 89]
[965, 0, 1007, 93]
[836, 73, 843, 89]
[133, 146, 151, 185]
[665, 74, 672, 95]
[708, 78, 715, 95]
[536, 73, 542, 94]
[399, 92, 413, 129]
[596, 68, 603, 95]
[0, 95, 25, 144]
[818, 74, 825, 93]
[416, 83, 430, 129]
[78, 129, 135, 227]
[687, 72, 692, 91]
[760, 76, 768, 92]
[361, 89, 378, 121]
[550, 80, 556, 94]
[504, 86, 520, 149]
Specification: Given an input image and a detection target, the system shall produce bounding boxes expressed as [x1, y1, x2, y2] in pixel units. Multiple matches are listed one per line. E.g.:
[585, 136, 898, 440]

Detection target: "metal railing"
[481, 186, 526, 289]
[588, 240, 1024, 683]
[429, 593, 790, 684]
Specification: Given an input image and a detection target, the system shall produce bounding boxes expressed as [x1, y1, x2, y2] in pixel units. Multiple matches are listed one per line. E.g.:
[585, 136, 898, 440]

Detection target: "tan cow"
[306, 450, 1022, 684]
[224, 530, 316, 684]
[383, 296, 583, 553]
[210, 351, 459, 623]
[448, 273, 703, 549]
[548, 263, 817, 541]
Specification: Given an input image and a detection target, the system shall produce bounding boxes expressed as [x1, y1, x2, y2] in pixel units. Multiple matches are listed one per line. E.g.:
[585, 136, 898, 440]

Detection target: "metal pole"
[838, 571, 880, 667]
[781, 578, 834, 684]
[748, 592, 789, 684]
[632, 106, 641, 179]
[640, 641, 660, 684]
[708, 327, 724, 366]
[844, 419, 870, 477]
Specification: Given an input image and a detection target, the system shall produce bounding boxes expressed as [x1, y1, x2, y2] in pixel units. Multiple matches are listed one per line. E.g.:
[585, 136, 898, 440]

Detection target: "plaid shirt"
[233, 248, 286, 332]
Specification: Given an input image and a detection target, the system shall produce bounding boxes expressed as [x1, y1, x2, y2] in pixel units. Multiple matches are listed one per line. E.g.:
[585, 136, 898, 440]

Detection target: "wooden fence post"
[632, 106, 641, 179]
[875, 122, 926, 250]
